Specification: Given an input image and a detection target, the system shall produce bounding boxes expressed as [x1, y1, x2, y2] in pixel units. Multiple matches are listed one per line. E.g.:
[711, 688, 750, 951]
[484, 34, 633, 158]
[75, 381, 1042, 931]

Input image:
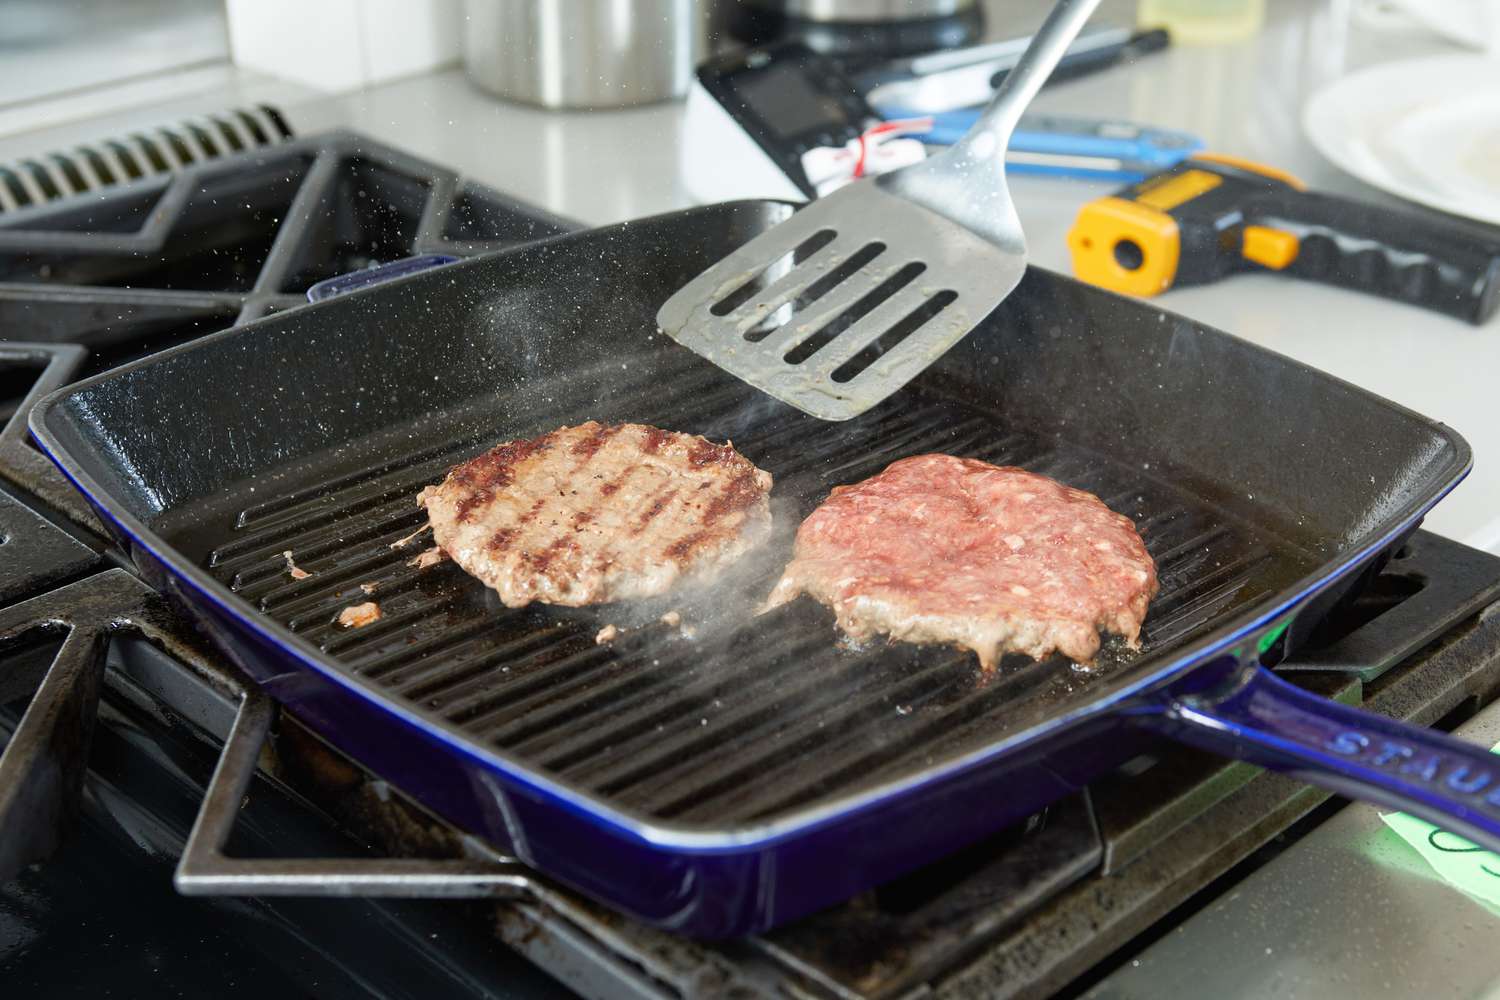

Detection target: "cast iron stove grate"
[0, 130, 573, 535]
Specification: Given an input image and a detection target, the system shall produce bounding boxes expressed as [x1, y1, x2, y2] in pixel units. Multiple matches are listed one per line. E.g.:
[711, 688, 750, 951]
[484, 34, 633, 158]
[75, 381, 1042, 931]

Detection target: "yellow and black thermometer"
[1067, 154, 1500, 324]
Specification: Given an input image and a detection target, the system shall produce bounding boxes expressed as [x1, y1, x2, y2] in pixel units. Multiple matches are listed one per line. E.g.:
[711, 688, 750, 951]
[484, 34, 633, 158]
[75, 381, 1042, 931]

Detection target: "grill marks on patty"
[449, 434, 555, 522]
[637, 488, 678, 530]
[420, 422, 774, 608]
[706, 469, 769, 522]
[642, 426, 672, 454]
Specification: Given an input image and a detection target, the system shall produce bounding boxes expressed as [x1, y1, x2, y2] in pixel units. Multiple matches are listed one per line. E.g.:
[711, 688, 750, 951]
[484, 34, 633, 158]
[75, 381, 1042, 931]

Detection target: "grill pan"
[29, 200, 1493, 937]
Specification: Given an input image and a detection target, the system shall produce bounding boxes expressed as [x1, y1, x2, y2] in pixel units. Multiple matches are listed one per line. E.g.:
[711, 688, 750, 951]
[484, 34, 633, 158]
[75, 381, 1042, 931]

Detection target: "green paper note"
[1380, 740, 1500, 910]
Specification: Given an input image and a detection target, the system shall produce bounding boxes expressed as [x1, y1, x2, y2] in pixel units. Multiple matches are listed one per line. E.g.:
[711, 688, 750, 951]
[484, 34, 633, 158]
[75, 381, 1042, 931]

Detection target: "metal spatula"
[657, 0, 1103, 421]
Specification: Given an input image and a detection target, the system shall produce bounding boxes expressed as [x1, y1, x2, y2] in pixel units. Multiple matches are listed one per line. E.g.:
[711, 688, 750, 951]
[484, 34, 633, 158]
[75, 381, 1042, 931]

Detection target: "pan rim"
[25, 240, 1475, 856]
[30, 421, 1466, 850]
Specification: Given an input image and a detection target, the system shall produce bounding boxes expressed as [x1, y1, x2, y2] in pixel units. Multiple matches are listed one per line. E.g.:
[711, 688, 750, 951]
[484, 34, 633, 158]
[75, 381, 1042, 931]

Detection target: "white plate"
[1302, 54, 1500, 225]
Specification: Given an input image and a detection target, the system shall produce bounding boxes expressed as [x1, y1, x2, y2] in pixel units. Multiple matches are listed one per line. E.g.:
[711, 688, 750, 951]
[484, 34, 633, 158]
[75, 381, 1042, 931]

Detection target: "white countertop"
[4, 0, 1496, 548]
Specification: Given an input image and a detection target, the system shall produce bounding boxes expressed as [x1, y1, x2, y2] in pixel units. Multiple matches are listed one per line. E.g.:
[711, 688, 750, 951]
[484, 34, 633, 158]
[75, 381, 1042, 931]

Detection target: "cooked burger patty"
[765, 455, 1157, 669]
[419, 422, 773, 608]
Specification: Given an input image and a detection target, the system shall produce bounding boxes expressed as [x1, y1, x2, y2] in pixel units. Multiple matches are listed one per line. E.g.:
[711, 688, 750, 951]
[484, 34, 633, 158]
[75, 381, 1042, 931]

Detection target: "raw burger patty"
[419, 422, 773, 607]
[765, 455, 1158, 669]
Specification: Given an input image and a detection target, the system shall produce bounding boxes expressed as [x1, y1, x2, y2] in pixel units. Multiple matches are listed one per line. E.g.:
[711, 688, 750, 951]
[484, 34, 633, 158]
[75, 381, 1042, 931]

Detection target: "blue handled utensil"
[882, 108, 1205, 182]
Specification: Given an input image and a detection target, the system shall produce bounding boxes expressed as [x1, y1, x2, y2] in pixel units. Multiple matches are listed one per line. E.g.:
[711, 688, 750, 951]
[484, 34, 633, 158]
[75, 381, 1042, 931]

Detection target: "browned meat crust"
[420, 422, 773, 607]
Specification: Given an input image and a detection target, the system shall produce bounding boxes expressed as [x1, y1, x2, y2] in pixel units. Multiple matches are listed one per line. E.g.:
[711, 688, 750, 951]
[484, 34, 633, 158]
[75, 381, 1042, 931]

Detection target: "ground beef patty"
[765, 455, 1157, 669]
[420, 422, 773, 608]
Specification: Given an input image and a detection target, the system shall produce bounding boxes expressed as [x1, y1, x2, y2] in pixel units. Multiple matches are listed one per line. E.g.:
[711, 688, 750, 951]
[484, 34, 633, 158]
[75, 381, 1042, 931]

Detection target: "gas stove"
[5, 131, 1500, 999]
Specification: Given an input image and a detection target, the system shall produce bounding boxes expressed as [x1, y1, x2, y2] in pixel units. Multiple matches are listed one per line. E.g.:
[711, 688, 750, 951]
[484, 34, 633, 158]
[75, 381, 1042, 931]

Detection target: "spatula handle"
[954, 0, 1105, 159]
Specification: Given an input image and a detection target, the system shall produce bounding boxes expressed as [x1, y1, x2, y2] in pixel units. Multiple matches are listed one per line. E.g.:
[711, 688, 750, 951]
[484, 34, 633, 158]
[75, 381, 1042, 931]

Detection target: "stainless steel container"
[742, 0, 976, 19]
[463, 0, 707, 109]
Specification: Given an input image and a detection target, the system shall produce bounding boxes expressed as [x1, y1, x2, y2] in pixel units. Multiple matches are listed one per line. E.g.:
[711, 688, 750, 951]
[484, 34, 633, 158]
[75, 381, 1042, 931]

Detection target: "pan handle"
[1142, 664, 1500, 852]
[305, 254, 459, 303]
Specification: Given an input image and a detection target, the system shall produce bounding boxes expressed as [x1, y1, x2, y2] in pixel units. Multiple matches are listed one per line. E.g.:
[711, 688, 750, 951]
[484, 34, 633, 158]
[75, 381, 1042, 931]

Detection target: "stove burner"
[0, 132, 573, 534]
[0, 575, 570, 998]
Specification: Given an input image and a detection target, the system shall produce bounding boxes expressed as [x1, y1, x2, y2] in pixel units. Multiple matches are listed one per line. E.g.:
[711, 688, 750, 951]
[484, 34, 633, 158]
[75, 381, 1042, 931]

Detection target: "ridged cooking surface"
[205, 371, 1306, 828]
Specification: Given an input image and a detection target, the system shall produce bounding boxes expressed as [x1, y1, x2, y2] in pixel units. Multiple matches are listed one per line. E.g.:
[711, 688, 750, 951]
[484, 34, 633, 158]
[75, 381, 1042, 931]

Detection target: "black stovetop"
[6, 131, 1500, 1000]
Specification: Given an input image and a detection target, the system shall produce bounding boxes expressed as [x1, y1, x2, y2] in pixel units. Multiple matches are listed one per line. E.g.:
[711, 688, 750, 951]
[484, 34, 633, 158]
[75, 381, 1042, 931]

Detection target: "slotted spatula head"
[656, 0, 1102, 421]
[657, 178, 1022, 421]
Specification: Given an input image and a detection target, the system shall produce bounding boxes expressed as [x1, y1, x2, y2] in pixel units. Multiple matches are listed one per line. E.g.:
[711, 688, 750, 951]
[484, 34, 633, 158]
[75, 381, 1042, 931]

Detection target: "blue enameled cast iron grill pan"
[29, 201, 1489, 937]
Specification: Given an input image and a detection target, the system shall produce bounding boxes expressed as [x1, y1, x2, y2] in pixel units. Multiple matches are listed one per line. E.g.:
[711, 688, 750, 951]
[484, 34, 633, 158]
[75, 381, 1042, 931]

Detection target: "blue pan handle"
[305, 254, 459, 303]
[1144, 665, 1500, 851]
